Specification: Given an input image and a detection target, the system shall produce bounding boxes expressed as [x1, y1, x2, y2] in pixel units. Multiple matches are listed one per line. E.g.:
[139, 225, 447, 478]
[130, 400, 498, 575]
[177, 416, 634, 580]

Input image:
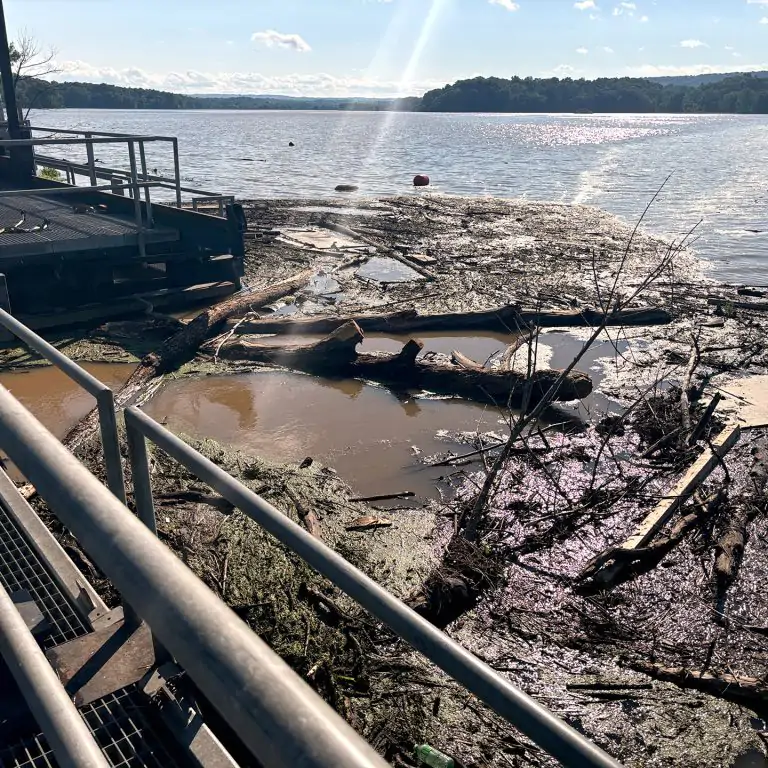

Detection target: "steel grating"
[0, 501, 88, 648]
[0, 686, 188, 768]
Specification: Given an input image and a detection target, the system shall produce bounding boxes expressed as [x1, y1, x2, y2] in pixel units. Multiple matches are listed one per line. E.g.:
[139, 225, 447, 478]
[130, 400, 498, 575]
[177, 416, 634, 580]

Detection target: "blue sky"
[6, 0, 768, 96]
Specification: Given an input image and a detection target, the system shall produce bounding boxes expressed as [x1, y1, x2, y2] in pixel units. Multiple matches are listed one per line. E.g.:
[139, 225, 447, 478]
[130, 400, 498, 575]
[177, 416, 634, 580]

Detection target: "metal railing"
[0, 306, 125, 504]
[0, 385, 390, 768]
[122, 406, 622, 768]
[0, 126, 237, 259]
[0, 581, 109, 768]
[0, 313, 622, 767]
[28, 125, 234, 212]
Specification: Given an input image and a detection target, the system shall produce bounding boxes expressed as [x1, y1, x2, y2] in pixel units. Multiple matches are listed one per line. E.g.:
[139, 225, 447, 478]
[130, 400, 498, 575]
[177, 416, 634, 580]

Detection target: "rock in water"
[413, 174, 430, 187]
[335, 184, 359, 193]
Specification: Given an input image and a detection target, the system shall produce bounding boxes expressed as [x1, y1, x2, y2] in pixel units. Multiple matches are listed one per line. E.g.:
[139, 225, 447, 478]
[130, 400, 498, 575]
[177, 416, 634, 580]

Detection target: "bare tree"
[4, 31, 61, 117]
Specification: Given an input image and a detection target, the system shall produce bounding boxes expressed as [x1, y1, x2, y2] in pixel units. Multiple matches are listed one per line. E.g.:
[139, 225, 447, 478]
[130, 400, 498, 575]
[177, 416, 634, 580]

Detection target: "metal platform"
[0, 686, 186, 768]
[0, 192, 178, 260]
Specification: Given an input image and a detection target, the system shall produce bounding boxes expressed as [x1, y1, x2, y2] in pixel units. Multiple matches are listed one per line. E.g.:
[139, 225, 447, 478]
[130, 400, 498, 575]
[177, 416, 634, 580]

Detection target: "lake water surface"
[32, 109, 768, 283]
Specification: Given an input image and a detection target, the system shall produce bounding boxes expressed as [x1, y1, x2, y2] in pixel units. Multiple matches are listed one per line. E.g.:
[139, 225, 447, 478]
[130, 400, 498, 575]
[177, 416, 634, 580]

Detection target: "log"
[62, 270, 314, 454]
[225, 304, 671, 336]
[714, 506, 748, 593]
[577, 491, 723, 591]
[628, 660, 768, 706]
[216, 321, 592, 407]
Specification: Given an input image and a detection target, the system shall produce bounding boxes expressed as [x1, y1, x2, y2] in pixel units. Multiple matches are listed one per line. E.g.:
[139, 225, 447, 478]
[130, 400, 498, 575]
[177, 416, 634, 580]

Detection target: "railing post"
[137, 140, 154, 229]
[85, 133, 97, 187]
[95, 389, 126, 505]
[124, 414, 157, 536]
[127, 141, 146, 258]
[123, 412, 158, 640]
[172, 138, 182, 208]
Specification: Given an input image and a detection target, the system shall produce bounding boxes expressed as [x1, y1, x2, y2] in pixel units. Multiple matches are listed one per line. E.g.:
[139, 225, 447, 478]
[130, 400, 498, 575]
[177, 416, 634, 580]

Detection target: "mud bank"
[5, 194, 768, 767]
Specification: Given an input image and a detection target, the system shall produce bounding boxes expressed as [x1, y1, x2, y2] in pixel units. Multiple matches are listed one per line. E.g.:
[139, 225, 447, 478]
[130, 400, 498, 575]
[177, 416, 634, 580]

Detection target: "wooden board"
[46, 620, 155, 706]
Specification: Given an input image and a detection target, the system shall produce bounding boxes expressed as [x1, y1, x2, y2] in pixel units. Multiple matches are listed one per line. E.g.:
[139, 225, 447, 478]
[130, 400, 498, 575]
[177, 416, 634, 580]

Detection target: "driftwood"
[225, 304, 671, 336]
[214, 321, 592, 407]
[577, 491, 723, 591]
[629, 660, 768, 706]
[63, 270, 313, 454]
[284, 486, 322, 539]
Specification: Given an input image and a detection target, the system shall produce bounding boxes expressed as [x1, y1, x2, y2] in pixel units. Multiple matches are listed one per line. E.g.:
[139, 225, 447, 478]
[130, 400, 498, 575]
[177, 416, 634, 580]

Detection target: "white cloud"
[640, 15, 649, 22]
[621, 1, 636, 7]
[576, 46, 589, 54]
[733, 52, 743, 57]
[573, 0, 597, 9]
[250, 30, 311, 52]
[51, 60, 440, 98]
[746, 0, 768, 5]
[760, 16, 768, 23]
[724, 45, 734, 50]
[489, 0, 520, 10]
[629, 62, 768, 77]
[603, 46, 615, 53]
[679, 39, 707, 48]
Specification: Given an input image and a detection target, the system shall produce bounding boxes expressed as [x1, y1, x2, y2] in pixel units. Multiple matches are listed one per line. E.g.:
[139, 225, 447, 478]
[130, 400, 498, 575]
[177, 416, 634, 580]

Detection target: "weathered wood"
[629, 660, 768, 706]
[714, 506, 748, 592]
[578, 491, 723, 590]
[709, 296, 768, 312]
[226, 304, 671, 336]
[622, 422, 741, 550]
[285, 486, 322, 539]
[62, 270, 313, 454]
[217, 321, 592, 407]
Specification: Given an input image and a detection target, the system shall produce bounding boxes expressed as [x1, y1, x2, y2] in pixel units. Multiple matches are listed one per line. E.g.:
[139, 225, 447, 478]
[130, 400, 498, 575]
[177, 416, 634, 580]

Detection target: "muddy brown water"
[0, 332, 620, 500]
[0, 363, 136, 439]
[143, 331, 618, 500]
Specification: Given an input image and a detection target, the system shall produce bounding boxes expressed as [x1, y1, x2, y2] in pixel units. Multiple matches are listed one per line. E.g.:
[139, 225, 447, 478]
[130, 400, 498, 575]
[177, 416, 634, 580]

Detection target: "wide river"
[32, 109, 768, 283]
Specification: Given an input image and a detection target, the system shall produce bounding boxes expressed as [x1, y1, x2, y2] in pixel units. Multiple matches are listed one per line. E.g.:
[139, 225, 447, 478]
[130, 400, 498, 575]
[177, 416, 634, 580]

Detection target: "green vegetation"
[37, 165, 62, 180]
[16, 78, 419, 111]
[14, 72, 768, 114]
[418, 74, 768, 114]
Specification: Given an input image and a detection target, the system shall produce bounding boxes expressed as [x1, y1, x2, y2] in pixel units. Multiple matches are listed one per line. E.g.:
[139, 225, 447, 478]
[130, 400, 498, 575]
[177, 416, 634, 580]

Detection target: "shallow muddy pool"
[142, 330, 620, 499]
[144, 370, 503, 500]
[0, 363, 135, 439]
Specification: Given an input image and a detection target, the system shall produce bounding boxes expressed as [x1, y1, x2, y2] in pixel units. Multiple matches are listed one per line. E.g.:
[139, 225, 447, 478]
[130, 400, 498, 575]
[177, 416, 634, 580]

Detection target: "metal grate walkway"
[0, 686, 186, 768]
[0, 501, 88, 648]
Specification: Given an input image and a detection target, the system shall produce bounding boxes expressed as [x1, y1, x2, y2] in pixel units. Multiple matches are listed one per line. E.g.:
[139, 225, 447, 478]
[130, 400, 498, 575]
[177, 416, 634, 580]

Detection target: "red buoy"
[413, 174, 430, 187]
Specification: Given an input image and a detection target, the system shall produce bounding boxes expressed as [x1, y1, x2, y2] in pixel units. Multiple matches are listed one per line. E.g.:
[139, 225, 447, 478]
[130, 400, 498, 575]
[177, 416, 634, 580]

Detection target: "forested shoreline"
[15, 72, 768, 114]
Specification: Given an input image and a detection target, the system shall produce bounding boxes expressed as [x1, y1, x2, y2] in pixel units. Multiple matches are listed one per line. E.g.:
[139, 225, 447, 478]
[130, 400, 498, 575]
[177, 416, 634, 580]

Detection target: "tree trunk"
[224, 304, 671, 336]
[214, 321, 593, 407]
[63, 270, 313, 453]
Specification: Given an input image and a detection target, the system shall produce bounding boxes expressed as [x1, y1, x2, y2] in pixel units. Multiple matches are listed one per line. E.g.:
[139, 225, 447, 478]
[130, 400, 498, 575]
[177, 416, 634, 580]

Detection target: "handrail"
[0, 582, 109, 768]
[0, 385, 390, 768]
[123, 406, 622, 768]
[0, 307, 125, 504]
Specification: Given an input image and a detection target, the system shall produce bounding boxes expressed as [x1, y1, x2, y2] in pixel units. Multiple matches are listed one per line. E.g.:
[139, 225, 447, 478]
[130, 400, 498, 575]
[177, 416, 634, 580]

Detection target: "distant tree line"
[15, 78, 420, 111]
[12, 73, 768, 114]
[418, 74, 768, 114]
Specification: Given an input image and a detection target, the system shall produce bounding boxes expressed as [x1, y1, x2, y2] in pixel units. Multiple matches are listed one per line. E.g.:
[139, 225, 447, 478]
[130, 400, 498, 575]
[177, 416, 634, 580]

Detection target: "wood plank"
[623, 423, 741, 550]
[46, 620, 155, 706]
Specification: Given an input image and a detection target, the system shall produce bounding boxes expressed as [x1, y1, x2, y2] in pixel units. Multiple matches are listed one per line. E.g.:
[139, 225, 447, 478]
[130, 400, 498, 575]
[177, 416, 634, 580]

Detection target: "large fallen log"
[628, 660, 768, 706]
[63, 270, 313, 454]
[225, 304, 671, 336]
[213, 321, 592, 407]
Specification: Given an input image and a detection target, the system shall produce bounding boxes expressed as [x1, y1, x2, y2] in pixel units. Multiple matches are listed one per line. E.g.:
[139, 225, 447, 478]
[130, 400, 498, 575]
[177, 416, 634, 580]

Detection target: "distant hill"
[647, 70, 768, 87]
[18, 79, 420, 111]
[14, 73, 768, 114]
[418, 74, 768, 113]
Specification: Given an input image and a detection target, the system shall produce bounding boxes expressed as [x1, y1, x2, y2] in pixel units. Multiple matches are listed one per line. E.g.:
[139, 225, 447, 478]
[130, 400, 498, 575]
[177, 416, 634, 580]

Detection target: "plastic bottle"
[414, 744, 454, 768]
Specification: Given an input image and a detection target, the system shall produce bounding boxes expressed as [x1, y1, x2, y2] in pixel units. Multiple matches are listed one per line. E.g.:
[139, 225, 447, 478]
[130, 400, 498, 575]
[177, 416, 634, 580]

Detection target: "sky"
[5, 0, 768, 97]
